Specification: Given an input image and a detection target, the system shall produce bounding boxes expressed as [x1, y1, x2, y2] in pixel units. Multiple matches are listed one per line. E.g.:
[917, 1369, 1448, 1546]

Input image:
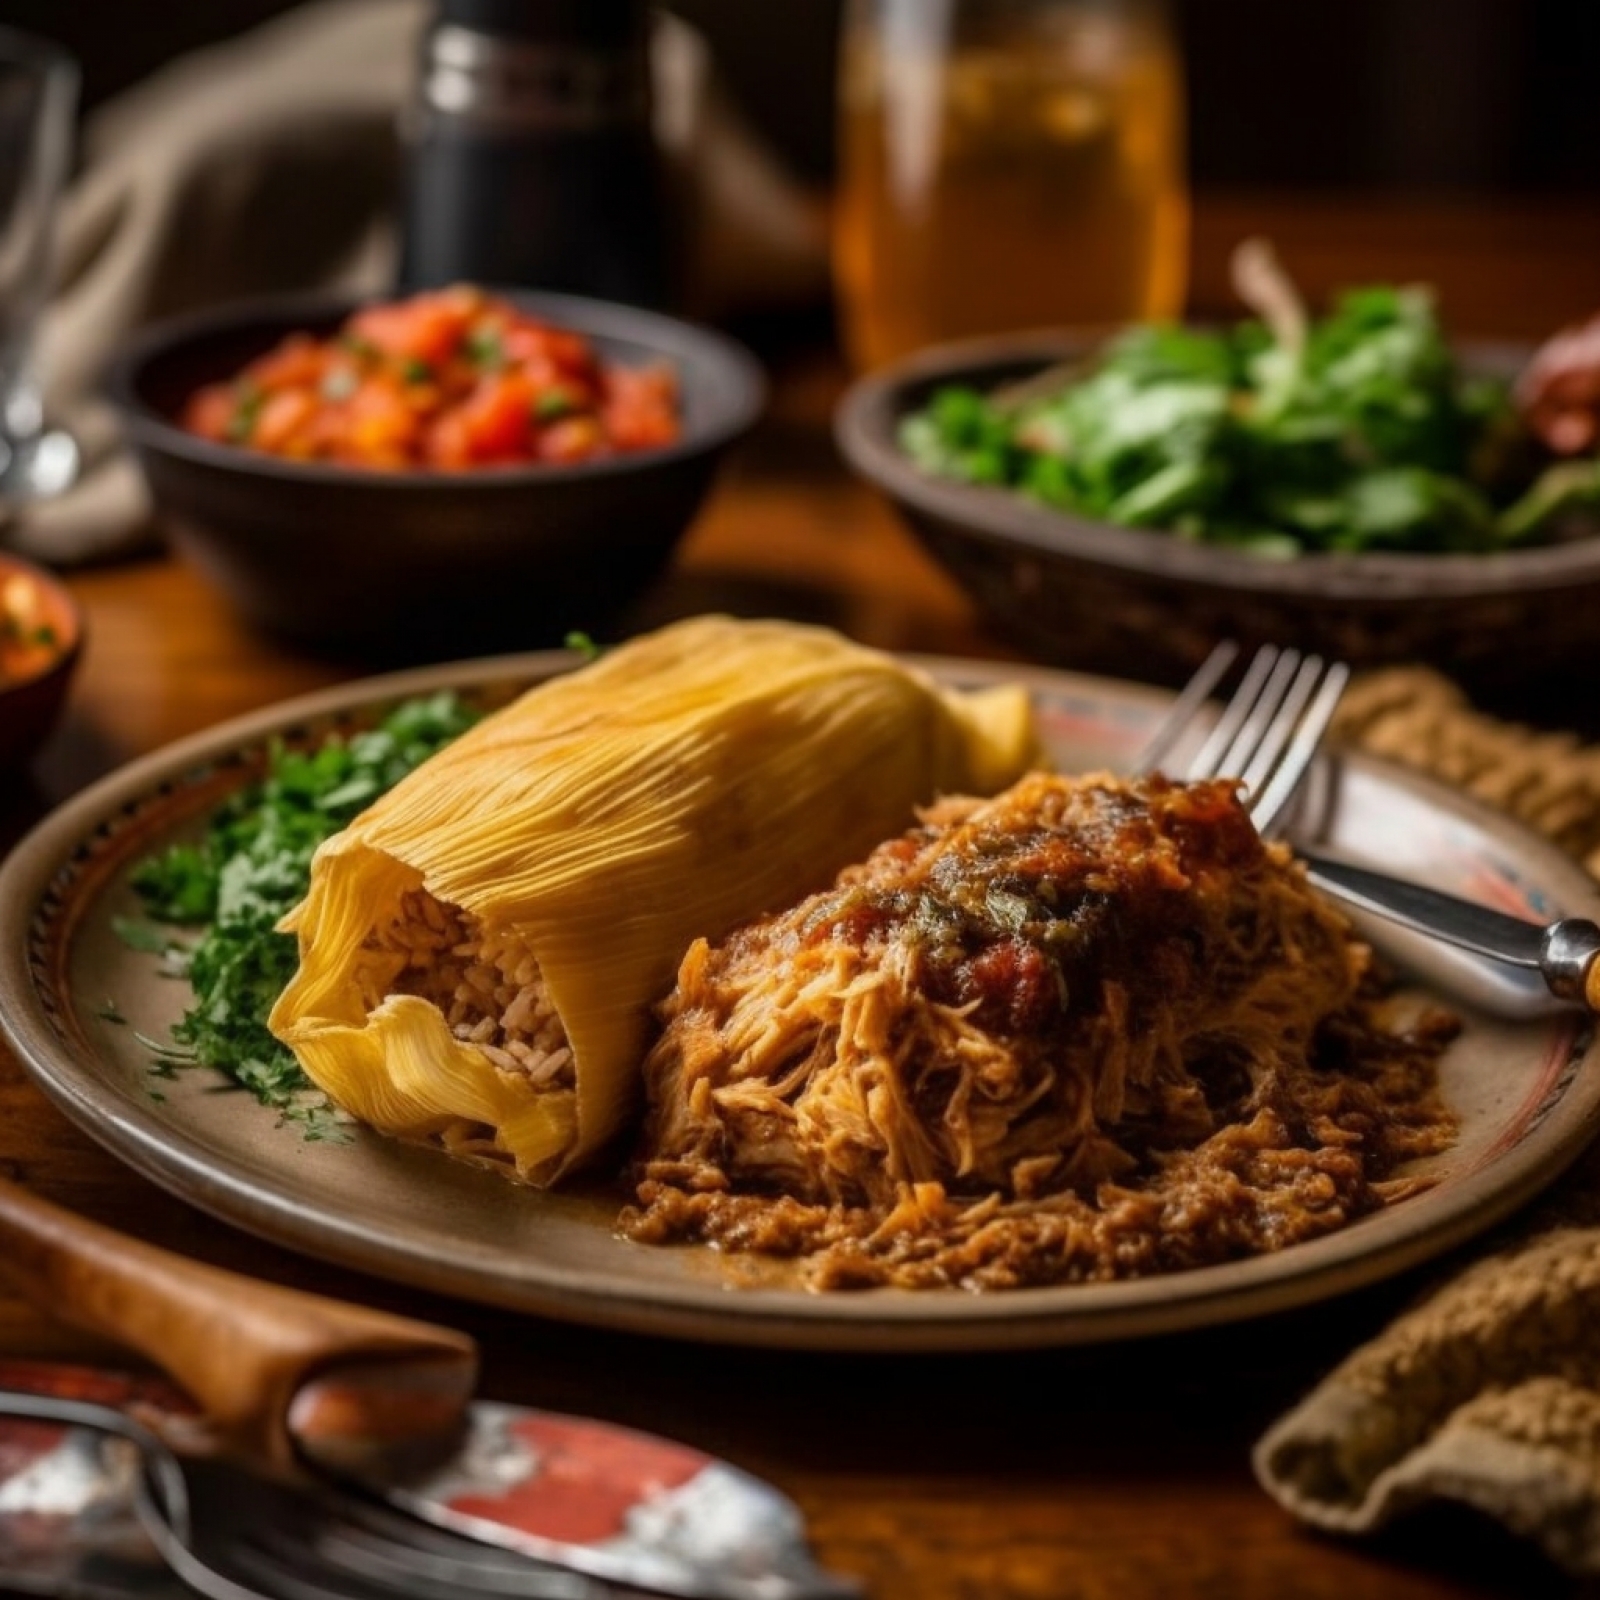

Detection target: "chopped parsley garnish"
[121, 691, 480, 1127]
[463, 325, 505, 370]
[226, 384, 266, 443]
[534, 389, 575, 423]
[1, 617, 59, 651]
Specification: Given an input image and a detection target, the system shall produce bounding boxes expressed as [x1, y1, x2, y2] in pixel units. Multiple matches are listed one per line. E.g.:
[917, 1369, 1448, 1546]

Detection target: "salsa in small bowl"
[179, 286, 682, 472]
[0, 553, 83, 770]
[106, 288, 765, 662]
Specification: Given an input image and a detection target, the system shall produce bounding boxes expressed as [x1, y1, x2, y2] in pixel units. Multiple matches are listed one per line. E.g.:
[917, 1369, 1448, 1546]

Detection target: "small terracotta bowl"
[0, 552, 84, 770]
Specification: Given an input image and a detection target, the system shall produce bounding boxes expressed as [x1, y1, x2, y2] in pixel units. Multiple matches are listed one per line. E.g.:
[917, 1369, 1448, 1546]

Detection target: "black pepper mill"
[396, 0, 670, 307]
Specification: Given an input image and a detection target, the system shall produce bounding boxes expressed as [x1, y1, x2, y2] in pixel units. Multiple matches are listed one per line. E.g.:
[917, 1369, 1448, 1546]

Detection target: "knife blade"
[1302, 851, 1549, 966]
[1301, 848, 1600, 1012]
[0, 1179, 860, 1600]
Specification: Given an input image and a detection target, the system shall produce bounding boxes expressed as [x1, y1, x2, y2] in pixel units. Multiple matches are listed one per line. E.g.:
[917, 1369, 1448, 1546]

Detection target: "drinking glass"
[834, 0, 1188, 370]
[0, 28, 78, 503]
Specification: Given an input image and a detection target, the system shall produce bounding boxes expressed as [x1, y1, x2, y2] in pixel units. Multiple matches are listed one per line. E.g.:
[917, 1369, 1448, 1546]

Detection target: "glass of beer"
[834, 0, 1188, 370]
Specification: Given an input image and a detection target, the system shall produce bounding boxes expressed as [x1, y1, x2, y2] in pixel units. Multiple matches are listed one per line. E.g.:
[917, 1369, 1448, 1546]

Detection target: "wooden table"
[5, 193, 1600, 1600]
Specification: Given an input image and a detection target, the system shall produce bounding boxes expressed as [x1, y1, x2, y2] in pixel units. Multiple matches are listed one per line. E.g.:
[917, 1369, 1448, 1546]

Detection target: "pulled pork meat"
[622, 772, 1458, 1290]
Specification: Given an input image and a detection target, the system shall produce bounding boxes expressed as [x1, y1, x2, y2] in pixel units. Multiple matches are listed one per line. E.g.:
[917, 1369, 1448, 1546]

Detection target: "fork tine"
[1248, 659, 1350, 835]
[287, 1524, 603, 1598]
[1235, 652, 1324, 796]
[184, 1459, 607, 1600]
[1133, 640, 1350, 838]
[1185, 644, 1285, 777]
[297, 1489, 617, 1595]
[1134, 640, 1239, 773]
[218, 1538, 397, 1600]
[225, 1532, 503, 1600]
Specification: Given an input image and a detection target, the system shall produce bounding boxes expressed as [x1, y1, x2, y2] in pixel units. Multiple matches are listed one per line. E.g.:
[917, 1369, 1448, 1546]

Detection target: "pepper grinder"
[396, 0, 670, 307]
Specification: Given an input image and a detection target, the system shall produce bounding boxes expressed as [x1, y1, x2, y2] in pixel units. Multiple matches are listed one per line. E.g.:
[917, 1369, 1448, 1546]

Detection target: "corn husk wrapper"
[268, 616, 1038, 1184]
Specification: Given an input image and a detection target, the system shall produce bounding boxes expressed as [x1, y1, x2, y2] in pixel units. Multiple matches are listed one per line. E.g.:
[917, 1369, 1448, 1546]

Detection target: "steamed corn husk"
[267, 615, 1038, 1184]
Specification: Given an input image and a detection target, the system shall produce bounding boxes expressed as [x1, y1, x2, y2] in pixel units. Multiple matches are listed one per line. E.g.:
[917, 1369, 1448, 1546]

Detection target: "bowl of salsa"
[0, 553, 83, 770]
[178, 286, 683, 472]
[106, 286, 765, 660]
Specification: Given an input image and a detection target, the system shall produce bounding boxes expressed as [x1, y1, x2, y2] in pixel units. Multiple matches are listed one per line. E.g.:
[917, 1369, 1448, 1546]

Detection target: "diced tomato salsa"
[180, 287, 682, 470]
[0, 571, 65, 687]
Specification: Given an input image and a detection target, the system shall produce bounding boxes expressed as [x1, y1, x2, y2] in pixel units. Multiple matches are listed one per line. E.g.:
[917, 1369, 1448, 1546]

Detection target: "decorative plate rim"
[2, 649, 1597, 1352]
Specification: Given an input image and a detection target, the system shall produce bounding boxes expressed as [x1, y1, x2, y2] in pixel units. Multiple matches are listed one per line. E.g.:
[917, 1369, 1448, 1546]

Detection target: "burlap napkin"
[1255, 668, 1600, 1575]
[10, 0, 827, 569]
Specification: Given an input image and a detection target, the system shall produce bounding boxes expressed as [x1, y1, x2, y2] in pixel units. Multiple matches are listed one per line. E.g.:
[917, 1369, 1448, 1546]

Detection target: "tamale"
[268, 615, 1038, 1184]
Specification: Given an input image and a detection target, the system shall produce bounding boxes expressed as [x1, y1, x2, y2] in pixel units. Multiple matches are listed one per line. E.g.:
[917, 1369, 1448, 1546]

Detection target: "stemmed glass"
[0, 27, 78, 506]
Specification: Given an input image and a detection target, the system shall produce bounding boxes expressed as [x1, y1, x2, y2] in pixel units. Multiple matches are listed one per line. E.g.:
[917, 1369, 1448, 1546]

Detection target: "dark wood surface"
[5, 193, 1600, 1600]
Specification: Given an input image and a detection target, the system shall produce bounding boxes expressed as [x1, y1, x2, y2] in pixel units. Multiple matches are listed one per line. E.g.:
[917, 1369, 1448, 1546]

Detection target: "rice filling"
[360, 887, 574, 1089]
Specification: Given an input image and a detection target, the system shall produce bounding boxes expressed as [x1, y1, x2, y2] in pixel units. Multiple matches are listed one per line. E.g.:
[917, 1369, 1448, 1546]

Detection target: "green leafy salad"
[118, 692, 479, 1126]
[900, 248, 1600, 557]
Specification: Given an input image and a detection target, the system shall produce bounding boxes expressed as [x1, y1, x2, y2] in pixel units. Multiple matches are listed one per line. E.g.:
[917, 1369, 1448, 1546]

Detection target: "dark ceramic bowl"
[836, 329, 1600, 692]
[106, 291, 766, 660]
[0, 552, 83, 770]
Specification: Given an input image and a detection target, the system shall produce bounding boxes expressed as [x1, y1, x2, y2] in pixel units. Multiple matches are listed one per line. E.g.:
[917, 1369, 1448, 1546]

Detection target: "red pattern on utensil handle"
[0, 1356, 194, 1415]
[0, 1414, 65, 1487]
[0, 1364, 174, 1588]
[0, 1359, 187, 1506]
[0, 1416, 75, 1571]
[444, 1410, 712, 1545]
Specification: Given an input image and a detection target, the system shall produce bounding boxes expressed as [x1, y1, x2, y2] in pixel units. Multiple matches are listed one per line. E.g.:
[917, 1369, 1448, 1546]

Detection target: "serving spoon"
[0, 1173, 859, 1599]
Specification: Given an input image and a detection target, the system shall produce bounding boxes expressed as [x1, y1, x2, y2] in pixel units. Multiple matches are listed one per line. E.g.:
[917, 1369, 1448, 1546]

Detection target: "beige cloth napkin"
[11, 0, 828, 568]
[1256, 668, 1600, 1575]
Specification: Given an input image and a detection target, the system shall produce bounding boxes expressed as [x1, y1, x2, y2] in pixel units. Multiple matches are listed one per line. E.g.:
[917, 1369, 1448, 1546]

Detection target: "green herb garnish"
[122, 691, 480, 1126]
[563, 630, 602, 661]
[534, 389, 575, 423]
[225, 383, 266, 444]
[464, 326, 505, 370]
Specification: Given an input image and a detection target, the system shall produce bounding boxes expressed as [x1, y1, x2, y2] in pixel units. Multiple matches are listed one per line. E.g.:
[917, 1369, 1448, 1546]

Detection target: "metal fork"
[1137, 641, 1349, 836]
[1140, 642, 1600, 1016]
[0, 1391, 636, 1600]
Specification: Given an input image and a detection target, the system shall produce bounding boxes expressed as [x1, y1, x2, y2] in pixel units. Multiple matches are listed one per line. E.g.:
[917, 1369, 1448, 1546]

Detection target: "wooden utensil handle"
[0, 1171, 477, 1469]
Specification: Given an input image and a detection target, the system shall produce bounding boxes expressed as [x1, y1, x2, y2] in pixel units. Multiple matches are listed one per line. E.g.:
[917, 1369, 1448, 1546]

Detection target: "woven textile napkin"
[1256, 667, 1600, 1574]
[9, 0, 826, 569]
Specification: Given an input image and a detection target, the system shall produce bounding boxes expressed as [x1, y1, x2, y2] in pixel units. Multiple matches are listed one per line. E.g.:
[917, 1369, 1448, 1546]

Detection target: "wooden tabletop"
[5, 192, 1600, 1600]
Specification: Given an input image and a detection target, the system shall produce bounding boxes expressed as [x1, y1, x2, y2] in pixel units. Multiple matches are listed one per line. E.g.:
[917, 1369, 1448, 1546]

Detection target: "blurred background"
[9, 0, 1600, 702]
[15, 0, 1600, 196]
[13, 0, 1597, 379]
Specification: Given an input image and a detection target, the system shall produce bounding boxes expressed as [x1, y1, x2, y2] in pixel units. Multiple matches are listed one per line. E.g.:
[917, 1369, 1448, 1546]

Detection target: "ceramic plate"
[2, 653, 1598, 1352]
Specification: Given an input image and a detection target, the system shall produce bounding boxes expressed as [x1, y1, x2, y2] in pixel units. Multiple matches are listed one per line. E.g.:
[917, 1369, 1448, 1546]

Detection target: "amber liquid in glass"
[835, 2, 1188, 370]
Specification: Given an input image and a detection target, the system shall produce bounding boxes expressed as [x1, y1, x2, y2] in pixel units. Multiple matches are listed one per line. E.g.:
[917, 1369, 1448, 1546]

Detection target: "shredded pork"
[623, 773, 1458, 1290]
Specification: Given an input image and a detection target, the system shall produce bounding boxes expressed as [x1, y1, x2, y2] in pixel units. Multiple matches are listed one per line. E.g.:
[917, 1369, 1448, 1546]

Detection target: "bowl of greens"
[835, 247, 1600, 689]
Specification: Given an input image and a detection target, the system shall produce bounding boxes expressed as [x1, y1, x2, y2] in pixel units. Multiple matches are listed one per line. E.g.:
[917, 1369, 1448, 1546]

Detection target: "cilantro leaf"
[125, 692, 479, 1119]
[898, 273, 1569, 555]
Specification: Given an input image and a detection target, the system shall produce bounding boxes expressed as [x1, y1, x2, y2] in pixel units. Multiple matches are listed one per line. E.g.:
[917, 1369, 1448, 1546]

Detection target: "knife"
[1301, 848, 1600, 1013]
[0, 1174, 859, 1600]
